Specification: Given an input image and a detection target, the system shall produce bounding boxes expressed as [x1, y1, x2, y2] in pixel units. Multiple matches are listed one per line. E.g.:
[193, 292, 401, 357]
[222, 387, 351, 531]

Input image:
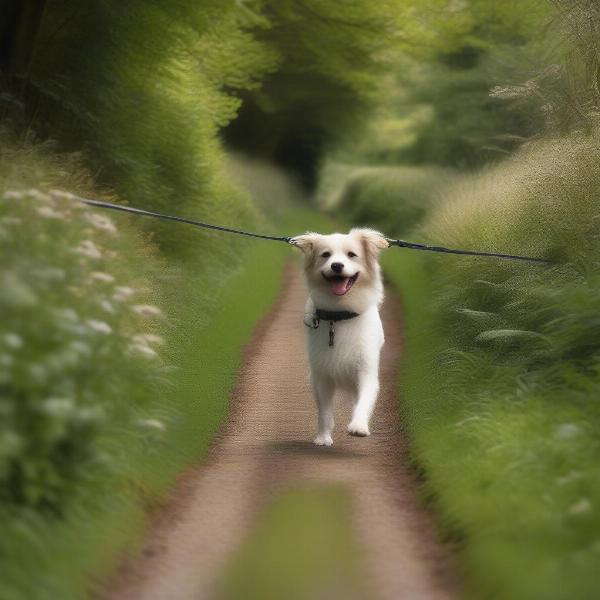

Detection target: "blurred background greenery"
[2, 0, 600, 599]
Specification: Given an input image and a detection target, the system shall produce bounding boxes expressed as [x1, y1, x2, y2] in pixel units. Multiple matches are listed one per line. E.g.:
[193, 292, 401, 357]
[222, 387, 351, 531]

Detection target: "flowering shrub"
[0, 190, 164, 509]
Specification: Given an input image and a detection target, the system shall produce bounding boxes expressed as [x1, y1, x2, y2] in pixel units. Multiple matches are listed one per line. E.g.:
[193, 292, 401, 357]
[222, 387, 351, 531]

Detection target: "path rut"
[106, 263, 458, 600]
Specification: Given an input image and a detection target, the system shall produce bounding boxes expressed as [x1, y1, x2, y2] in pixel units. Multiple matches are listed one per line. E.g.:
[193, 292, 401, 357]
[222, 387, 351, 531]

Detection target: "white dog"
[291, 228, 389, 446]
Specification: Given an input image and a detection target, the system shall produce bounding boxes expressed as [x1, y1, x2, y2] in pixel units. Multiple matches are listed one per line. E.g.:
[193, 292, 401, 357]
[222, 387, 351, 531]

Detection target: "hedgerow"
[0, 187, 165, 510]
[378, 132, 600, 599]
[324, 164, 455, 236]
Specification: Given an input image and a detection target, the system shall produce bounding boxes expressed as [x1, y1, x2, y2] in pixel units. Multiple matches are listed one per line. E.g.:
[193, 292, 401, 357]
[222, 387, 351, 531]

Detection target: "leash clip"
[304, 315, 320, 329]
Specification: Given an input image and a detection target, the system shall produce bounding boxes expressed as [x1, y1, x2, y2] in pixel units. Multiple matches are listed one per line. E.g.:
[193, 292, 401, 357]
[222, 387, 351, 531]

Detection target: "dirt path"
[106, 263, 458, 600]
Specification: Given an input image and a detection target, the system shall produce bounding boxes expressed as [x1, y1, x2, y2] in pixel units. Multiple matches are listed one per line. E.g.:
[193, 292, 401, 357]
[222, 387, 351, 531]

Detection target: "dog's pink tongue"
[330, 278, 349, 296]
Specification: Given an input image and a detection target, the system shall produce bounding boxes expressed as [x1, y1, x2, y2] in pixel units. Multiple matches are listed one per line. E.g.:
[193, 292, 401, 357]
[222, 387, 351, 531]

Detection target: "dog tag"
[329, 321, 334, 347]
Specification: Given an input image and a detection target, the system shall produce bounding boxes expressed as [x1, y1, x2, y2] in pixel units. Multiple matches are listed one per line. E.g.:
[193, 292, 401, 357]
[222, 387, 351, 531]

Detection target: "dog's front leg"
[312, 375, 335, 446]
[348, 371, 379, 437]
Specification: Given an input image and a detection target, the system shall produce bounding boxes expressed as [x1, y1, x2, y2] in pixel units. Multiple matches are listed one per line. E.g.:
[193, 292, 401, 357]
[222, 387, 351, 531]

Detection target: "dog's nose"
[331, 262, 344, 273]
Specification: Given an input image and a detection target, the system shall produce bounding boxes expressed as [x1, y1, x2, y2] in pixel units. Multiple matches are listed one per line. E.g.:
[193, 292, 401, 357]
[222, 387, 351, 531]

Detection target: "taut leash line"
[76, 196, 292, 244]
[62, 194, 547, 264]
[386, 238, 549, 264]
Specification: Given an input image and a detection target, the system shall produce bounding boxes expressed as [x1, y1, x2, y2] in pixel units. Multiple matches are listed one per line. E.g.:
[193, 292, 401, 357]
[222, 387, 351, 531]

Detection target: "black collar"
[315, 309, 359, 322]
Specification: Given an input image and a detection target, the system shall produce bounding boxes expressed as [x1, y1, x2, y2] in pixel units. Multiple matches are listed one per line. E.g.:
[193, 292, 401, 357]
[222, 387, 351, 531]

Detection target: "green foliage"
[383, 131, 600, 599]
[225, 0, 403, 187]
[0, 188, 163, 509]
[17, 0, 276, 256]
[353, 0, 558, 168]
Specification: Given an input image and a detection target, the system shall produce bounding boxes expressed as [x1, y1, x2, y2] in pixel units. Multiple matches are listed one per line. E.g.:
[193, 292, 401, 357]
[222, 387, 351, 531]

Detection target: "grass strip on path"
[216, 485, 367, 600]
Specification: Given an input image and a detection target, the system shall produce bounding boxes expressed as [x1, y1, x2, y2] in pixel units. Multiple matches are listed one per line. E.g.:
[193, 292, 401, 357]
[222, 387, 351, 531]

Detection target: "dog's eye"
[347, 251, 358, 258]
[321, 251, 331, 258]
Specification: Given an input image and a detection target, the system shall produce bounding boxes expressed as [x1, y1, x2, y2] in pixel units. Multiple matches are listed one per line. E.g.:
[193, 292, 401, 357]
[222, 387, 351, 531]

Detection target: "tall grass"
[380, 131, 600, 599]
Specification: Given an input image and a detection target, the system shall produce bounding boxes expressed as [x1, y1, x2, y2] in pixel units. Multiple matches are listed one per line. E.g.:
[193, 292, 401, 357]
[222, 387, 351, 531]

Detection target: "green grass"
[216, 485, 367, 600]
[377, 132, 600, 600]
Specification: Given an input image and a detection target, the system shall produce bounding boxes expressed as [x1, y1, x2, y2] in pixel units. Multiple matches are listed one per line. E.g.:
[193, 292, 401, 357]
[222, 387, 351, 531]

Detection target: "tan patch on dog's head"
[350, 228, 389, 273]
[290, 232, 323, 270]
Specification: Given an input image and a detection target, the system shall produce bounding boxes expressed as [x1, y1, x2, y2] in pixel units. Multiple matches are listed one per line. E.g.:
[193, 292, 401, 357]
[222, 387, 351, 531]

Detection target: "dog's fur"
[291, 228, 389, 446]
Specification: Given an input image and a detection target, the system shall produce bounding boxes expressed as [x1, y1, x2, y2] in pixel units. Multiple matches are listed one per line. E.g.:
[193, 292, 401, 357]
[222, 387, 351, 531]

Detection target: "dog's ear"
[351, 228, 389, 255]
[290, 232, 321, 254]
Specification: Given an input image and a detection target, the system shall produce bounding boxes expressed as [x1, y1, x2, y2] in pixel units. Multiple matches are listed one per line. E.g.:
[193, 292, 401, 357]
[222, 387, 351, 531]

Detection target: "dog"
[291, 228, 389, 446]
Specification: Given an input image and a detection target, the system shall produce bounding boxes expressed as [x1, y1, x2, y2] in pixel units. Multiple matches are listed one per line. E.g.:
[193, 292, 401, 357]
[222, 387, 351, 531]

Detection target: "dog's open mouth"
[322, 272, 359, 296]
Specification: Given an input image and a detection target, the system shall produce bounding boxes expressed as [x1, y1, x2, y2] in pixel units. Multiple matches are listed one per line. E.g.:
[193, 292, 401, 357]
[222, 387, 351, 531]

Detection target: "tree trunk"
[0, 0, 47, 76]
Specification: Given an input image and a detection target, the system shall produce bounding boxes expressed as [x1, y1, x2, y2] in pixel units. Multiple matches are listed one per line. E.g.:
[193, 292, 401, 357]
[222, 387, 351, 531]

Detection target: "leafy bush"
[0, 188, 164, 510]
[323, 164, 455, 236]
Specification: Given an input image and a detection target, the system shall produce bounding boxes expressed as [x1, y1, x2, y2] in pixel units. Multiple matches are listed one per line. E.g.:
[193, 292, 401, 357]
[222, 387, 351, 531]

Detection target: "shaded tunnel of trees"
[0, 0, 393, 191]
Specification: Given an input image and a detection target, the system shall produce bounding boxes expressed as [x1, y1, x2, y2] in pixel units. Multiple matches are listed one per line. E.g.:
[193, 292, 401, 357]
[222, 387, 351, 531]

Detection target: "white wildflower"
[447, 0, 467, 11]
[2, 190, 26, 201]
[34, 266, 65, 281]
[2, 272, 37, 307]
[0, 431, 22, 453]
[129, 342, 157, 358]
[136, 418, 166, 431]
[70, 340, 92, 356]
[36, 205, 67, 220]
[27, 189, 53, 203]
[113, 286, 135, 302]
[99, 299, 115, 314]
[28, 364, 47, 382]
[75, 406, 105, 424]
[133, 333, 164, 346]
[75, 240, 102, 259]
[132, 304, 163, 319]
[568, 498, 592, 515]
[87, 319, 112, 335]
[556, 471, 583, 486]
[55, 308, 79, 323]
[90, 271, 115, 284]
[4, 333, 23, 349]
[49, 189, 75, 201]
[85, 212, 117, 234]
[555, 423, 582, 440]
[40, 397, 75, 416]
[0, 354, 14, 367]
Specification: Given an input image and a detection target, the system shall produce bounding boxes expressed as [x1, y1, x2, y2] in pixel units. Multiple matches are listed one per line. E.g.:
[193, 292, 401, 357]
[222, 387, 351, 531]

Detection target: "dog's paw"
[313, 433, 333, 446]
[347, 421, 370, 437]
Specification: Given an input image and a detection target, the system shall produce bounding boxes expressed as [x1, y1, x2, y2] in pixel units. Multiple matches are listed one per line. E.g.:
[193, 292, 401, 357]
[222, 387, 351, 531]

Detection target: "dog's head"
[291, 228, 389, 311]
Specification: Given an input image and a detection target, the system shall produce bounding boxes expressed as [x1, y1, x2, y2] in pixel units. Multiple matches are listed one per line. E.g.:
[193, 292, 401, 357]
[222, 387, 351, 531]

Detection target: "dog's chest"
[305, 312, 383, 379]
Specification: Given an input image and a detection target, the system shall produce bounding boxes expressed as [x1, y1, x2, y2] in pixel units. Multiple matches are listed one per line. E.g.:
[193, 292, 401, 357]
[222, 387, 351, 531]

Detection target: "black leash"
[65, 194, 547, 264]
[386, 238, 548, 264]
[77, 196, 292, 244]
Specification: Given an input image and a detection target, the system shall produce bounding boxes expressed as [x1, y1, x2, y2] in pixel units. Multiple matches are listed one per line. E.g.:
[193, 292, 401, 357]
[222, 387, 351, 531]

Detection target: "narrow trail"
[106, 263, 458, 600]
